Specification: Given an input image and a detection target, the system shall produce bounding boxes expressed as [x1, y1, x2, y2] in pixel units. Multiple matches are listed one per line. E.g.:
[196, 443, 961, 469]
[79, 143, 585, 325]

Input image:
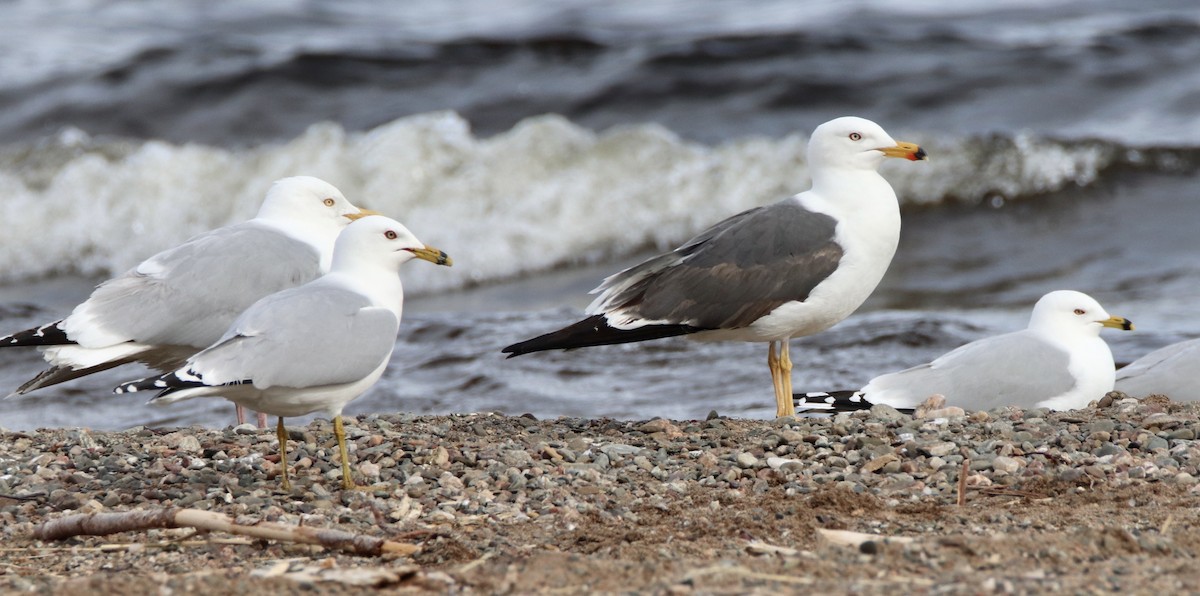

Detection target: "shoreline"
[4, 395, 1200, 593]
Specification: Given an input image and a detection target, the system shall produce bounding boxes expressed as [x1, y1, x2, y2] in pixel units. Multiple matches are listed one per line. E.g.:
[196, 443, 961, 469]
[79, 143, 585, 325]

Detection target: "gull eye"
[1073, 308, 1086, 315]
[323, 198, 336, 207]
[384, 230, 398, 240]
[849, 132, 862, 141]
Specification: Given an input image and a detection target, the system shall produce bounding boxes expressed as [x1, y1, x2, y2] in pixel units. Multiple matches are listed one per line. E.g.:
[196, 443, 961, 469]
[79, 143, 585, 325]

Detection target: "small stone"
[868, 404, 908, 422]
[540, 444, 563, 461]
[432, 446, 451, 466]
[736, 452, 760, 469]
[778, 430, 804, 445]
[358, 462, 381, 479]
[176, 436, 202, 454]
[501, 450, 534, 468]
[1059, 468, 1084, 482]
[438, 472, 465, 490]
[80, 499, 105, 513]
[599, 444, 641, 459]
[861, 453, 898, 474]
[637, 419, 676, 434]
[1168, 428, 1196, 441]
[1142, 413, 1185, 429]
[991, 456, 1021, 474]
[1145, 437, 1170, 451]
[766, 457, 803, 472]
[920, 441, 957, 457]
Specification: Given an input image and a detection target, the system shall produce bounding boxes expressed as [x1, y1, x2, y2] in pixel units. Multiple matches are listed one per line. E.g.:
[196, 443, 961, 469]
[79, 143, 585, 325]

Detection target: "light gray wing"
[588, 199, 843, 329]
[864, 331, 1077, 410]
[1116, 339, 1200, 401]
[70, 222, 322, 347]
[187, 285, 399, 389]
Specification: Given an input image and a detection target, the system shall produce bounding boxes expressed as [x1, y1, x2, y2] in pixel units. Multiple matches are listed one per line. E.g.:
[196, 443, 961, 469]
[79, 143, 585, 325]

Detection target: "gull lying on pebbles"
[504, 116, 927, 417]
[115, 215, 452, 490]
[1116, 338, 1200, 402]
[1, 176, 376, 428]
[796, 290, 1134, 413]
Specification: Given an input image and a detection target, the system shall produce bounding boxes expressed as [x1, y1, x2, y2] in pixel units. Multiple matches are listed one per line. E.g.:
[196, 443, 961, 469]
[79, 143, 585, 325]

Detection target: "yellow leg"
[768, 341, 785, 416]
[276, 417, 291, 491]
[779, 340, 795, 417]
[334, 415, 359, 491]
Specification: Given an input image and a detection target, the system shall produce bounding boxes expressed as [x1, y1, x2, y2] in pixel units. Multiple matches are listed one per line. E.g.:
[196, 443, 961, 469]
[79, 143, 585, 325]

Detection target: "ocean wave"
[0, 112, 1193, 293]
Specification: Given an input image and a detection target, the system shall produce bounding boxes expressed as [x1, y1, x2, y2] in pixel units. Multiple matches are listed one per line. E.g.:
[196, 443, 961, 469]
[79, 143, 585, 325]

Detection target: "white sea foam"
[0, 112, 1132, 295]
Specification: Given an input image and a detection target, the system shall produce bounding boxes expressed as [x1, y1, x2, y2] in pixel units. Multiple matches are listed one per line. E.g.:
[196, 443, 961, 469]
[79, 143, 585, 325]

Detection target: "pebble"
[921, 442, 958, 457]
[6, 399, 1200, 561]
[735, 452, 759, 469]
[991, 456, 1021, 474]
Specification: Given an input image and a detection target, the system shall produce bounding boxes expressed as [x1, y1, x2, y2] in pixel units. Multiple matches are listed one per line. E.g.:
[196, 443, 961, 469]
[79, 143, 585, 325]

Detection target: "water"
[1, 0, 1198, 429]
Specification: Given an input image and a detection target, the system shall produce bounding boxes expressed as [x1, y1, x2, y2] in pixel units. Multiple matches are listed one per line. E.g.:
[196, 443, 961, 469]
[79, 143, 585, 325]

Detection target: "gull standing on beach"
[503, 116, 926, 417]
[0, 176, 376, 427]
[1115, 338, 1200, 402]
[795, 290, 1134, 413]
[115, 215, 452, 491]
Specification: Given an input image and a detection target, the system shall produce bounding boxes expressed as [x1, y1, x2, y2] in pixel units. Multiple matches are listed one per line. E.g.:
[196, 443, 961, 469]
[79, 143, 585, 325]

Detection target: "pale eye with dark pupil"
[1074, 309, 1086, 315]
[385, 230, 397, 240]
[323, 198, 335, 206]
[849, 132, 862, 141]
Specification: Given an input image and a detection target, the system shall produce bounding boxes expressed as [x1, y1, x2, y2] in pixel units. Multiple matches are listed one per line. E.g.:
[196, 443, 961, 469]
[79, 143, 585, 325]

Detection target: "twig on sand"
[455, 551, 496, 575]
[30, 508, 420, 557]
[685, 565, 816, 586]
[816, 528, 914, 548]
[1160, 514, 1175, 535]
[957, 458, 969, 506]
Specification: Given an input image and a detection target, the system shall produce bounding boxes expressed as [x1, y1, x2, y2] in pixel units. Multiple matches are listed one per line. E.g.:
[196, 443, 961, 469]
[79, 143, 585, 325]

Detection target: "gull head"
[1028, 290, 1134, 338]
[257, 176, 379, 226]
[808, 116, 927, 171]
[332, 215, 453, 271]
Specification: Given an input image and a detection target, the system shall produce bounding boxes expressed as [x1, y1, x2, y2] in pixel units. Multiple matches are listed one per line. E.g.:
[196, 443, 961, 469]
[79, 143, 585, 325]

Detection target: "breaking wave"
[0, 111, 1193, 293]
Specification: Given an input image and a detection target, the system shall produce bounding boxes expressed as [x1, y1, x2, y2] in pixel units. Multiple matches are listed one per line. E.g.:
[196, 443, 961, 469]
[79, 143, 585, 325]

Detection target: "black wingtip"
[793, 390, 873, 413]
[0, 320, 73, 348]
[502, 315, 704, 357]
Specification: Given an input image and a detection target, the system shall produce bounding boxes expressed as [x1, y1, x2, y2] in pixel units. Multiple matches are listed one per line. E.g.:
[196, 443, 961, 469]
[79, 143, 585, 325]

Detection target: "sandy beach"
[3, 393, 1200, 594]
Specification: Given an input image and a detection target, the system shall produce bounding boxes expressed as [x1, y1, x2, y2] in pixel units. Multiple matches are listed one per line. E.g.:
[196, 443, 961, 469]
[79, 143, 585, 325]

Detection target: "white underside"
[1036, 335, 1116, 410]
[152, 359, 388, 419]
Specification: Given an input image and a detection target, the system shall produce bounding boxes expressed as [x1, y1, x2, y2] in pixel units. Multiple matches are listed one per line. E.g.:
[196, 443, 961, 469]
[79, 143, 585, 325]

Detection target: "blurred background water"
[1, 0, 1197, 429]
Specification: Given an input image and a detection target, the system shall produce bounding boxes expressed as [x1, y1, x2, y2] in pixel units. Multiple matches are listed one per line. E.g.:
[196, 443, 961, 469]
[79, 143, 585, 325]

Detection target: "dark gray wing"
[67, 221, 322, 348]
[186, 285, 399, 389]
[589, 200, 843, 329]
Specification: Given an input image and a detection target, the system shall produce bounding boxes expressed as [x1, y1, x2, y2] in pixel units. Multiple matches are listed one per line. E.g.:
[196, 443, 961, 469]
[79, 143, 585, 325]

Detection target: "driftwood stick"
[31, 508, 420, 557]
[33, 508, 179, 541]
[957, 458, 969, 506]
